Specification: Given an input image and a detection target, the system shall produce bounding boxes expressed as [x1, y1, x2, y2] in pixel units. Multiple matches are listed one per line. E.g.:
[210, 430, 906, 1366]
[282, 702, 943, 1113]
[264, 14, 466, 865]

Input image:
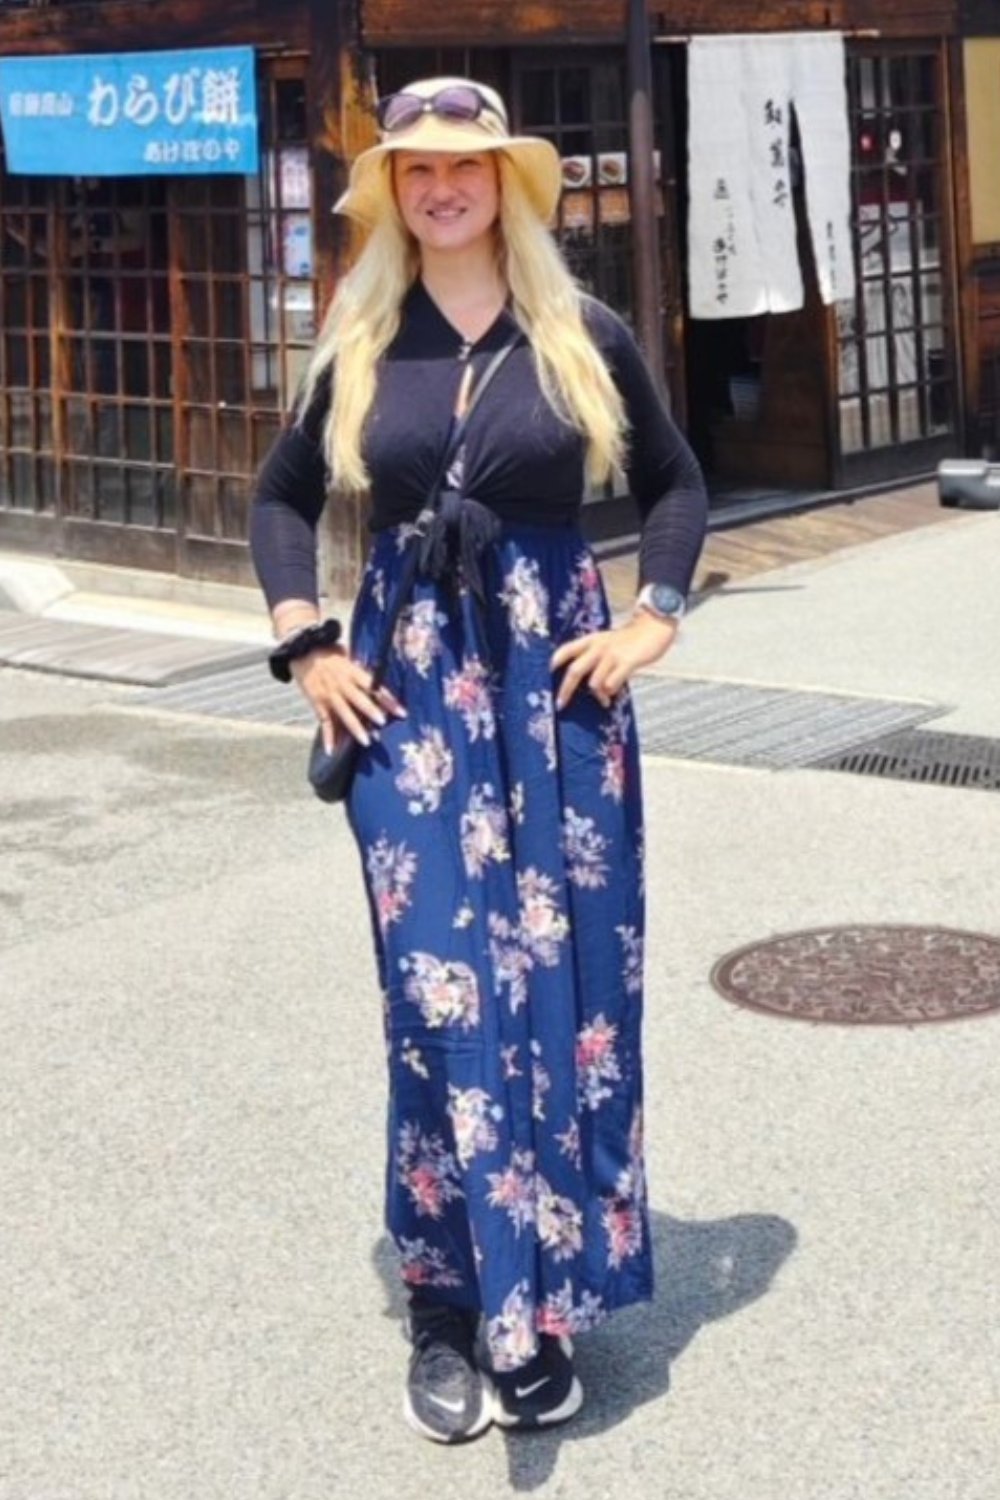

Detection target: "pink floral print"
[600, 697, 633, 803]
[485, 1280, 538, 1372]
[576, 1013, 622, 1111]
[447, 1085, 503, 1168]
[396, 1121, 463, 1220]
[537, 1281, 606, 1338]
[443, 655, 496, 741]
[398, 1236, 464, 1289]
[556, 549, 606, 636]
[400, 951, 481, 1031]
[394, 599, 448, 677]
[617, 924, 644, 995]
[395, 727, 453, 814]
[365, 835, 418, 935]
[536, 1176, 583, 1262]
[562, 807, 610, 890]
[486, 1147, 537, 1234]
[526, 689, 556, 770]
[460, 783, 510, 879]
[499, 556, 550, 646]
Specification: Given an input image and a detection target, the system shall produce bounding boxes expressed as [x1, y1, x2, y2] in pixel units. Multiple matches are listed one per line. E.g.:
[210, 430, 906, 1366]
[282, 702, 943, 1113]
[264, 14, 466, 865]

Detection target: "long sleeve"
[593, 305, 709, 595]
[248, 376, 331, 610]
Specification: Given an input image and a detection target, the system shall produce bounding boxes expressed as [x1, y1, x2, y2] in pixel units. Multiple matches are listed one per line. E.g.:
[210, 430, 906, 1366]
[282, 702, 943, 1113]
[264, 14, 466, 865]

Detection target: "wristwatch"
[634, 582, 687, 622]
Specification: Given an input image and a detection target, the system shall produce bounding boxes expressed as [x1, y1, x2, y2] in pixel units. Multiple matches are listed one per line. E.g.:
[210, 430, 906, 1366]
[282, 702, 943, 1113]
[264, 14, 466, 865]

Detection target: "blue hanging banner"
[0, 46, 259, 176]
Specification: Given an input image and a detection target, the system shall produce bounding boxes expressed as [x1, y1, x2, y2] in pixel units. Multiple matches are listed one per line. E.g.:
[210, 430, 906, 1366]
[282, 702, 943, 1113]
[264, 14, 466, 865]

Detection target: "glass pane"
[65, 396, 91, 456]
[124, 467, 156, 527]
[917, 215, 941, 268]
[839, 396, 863, 447]
[184, 279, 210, 333]
[187, 345, 214, 403]
[33, 335, 51, 387]
[65, 461, 96, 518]
[218, 408, 249, 472]
[275, 78, 307, 143]
[9, 390, 31, 445]
[153, 342, 172, 399]
[252, 411, 281, 464]
[915, 168, 938, 215]
[95, 404, 121, 459]
[158, 469, 178, 528]
[156, 408, 175, 462]
[123, 404, 152, 459]
[520, 70, 555, 128]
[188, 408, 215, 470]
[927, 380, 951, 432]
[184, 472, 216, 537]
[865, 334, 890, 390]
[218, 475, 248, 539]
[897, 385, 921, 440]
[217, 344, 246, 405]
[214, 280, 244, 339]
[560, 69, 589, 127]
[36, 393, 53, 449]
[37, 457, 57, 513]
[4, 336, 28, 386]
[93, 463, 126, 523]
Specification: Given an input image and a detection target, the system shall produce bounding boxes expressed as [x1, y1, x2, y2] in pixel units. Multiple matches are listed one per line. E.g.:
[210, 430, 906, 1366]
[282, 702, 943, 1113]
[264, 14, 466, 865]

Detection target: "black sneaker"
[403, 1301, 492, 1444]
[491, 1335, 584, 1429]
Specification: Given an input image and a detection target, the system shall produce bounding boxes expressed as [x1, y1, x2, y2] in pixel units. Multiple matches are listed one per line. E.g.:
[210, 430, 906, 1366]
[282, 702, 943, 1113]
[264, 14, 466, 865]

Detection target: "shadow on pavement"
[372, 1207, 797, 1488]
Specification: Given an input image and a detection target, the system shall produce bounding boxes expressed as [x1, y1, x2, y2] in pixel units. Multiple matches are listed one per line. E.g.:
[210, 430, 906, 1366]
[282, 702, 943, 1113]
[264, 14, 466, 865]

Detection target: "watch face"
[649, 584, 686, 617]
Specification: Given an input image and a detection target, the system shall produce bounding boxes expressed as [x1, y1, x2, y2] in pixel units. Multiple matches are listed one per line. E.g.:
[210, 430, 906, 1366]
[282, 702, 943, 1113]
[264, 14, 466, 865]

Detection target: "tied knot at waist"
[416, 490, 501, 605]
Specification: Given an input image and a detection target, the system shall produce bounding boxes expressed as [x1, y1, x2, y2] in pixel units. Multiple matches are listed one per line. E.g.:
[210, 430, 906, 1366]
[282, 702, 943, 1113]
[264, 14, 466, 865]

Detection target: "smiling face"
[392, 150, 501, 256]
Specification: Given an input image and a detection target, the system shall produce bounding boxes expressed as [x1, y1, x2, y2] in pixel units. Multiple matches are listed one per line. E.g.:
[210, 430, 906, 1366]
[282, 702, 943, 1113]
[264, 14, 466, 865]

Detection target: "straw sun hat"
[335, 76, 563, 227]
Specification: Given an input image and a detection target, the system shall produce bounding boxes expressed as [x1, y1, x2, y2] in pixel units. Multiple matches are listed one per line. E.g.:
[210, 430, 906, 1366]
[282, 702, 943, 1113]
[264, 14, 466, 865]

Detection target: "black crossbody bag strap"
[366, 332, 523, 692]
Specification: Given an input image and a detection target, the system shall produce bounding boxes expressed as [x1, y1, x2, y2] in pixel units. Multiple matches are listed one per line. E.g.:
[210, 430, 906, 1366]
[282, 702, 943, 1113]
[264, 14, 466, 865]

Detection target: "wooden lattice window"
[837, 48, 955, 456]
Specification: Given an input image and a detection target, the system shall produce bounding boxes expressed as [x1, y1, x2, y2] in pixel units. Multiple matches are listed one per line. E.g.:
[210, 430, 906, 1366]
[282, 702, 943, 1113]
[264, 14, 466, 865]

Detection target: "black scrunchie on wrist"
[268, 618, 343, 683]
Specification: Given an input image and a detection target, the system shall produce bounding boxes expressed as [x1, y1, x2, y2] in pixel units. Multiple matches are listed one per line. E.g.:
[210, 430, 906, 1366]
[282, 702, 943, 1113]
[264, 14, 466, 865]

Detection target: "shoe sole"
[402, 1378, 494, 1444]
[492, 1374, 584, 1430]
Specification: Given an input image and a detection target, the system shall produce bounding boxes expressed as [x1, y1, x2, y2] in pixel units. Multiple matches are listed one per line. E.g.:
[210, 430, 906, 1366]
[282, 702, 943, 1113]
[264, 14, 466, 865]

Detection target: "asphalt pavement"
[2, 508, 1000, 1500]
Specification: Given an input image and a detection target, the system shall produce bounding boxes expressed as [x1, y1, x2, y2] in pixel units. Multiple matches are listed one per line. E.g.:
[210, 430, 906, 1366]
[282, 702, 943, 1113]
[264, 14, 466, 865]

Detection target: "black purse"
[308, 333, 522, 803]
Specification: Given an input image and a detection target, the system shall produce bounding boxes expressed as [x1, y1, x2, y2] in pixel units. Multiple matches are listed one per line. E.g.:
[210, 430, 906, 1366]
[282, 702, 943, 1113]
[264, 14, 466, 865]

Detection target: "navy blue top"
[250, 280, 707, 608]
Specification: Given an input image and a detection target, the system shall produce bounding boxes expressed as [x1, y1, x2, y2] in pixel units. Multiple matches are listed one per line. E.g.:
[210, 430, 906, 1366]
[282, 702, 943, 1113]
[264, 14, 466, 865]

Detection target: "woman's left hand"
[551, 611, 679, 710]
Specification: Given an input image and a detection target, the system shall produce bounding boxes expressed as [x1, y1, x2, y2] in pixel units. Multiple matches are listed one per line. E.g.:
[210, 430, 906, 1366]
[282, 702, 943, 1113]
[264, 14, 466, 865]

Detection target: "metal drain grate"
[818, 728, 1000, 792]
[126, 666, 942, 772]
[627, 676, 939, 768]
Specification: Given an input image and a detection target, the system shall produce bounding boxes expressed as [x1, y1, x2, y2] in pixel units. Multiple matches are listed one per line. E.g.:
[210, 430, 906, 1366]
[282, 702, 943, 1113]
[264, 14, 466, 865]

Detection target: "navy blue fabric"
[346, 524, 651, 1371]
[250, 281, 708, 609]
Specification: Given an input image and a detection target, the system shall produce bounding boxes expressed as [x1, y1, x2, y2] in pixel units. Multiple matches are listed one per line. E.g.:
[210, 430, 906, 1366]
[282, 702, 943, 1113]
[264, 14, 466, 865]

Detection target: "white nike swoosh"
[426, 1392, 468, 1414]
[514, 1376, 550, 1399]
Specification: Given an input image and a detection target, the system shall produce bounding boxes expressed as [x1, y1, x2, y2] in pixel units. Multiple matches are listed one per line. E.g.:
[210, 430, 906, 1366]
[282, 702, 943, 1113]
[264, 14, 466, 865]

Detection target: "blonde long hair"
[299, 153, 628, 492]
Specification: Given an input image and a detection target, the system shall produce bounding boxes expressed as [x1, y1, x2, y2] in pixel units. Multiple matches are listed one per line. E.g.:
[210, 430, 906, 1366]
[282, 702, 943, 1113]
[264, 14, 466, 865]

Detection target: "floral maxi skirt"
[346, 522, 652, 1371]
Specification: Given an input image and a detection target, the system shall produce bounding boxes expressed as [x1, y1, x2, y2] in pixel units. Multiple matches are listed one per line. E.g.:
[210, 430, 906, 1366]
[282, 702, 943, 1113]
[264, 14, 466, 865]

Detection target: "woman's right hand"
[291, 646, 406, 751]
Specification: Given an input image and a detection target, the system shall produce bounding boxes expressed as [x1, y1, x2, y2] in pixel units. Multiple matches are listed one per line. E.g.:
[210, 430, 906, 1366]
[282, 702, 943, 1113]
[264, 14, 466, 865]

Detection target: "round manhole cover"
[712, 925, 1000, 1025]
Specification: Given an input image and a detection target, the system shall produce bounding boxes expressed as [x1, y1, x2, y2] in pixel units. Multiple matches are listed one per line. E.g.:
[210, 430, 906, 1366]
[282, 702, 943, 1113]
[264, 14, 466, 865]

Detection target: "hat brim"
[334, 122, 563, 228]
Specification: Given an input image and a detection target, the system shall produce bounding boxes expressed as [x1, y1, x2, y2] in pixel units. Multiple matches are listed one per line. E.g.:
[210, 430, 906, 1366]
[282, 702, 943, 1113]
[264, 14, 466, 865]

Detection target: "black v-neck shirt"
[250, 281, 707, 608]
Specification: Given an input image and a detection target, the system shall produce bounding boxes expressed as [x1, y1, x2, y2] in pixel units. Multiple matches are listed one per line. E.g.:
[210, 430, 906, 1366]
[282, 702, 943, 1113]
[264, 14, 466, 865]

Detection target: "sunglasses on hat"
[375, 84, 505, 135]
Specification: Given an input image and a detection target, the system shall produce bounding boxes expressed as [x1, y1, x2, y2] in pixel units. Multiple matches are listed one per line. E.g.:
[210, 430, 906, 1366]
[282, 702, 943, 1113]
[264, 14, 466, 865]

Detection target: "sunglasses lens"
[433, 85, 483, 122]
[378, 93, 424, 132]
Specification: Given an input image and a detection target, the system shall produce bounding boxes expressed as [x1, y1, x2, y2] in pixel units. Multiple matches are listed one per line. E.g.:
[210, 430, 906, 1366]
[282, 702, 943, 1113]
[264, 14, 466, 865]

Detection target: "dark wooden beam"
[946, 35, 976, 448]
[307, 0, 378, 598]
[0, 0, 307, 55]
[626, 0, 665, 394]
[362, 0, 959, 48]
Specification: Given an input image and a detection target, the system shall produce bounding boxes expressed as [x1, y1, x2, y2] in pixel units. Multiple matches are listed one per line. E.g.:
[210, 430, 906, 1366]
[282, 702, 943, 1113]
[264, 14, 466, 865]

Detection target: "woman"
[251, 77, 707, 1444]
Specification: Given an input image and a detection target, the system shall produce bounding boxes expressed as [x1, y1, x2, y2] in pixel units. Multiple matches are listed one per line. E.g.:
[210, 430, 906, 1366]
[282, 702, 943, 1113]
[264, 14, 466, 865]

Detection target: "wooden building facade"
[0, 0, 994, 589]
